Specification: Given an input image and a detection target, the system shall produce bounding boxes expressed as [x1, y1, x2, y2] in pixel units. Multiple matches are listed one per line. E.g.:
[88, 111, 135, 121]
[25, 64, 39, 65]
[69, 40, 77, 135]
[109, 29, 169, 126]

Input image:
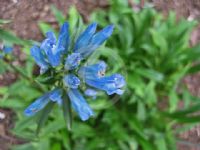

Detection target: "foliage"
[1, 1, 200, 150]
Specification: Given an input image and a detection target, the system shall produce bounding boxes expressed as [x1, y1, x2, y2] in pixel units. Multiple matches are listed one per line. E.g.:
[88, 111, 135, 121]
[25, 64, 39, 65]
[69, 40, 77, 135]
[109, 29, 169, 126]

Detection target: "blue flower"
[85, 74, 125, 95]
[65, 53, 82, 70]
[31, 22, 69, 73]
[63, 74, 93, 120]
[74, 23, 97, 51]
[67, 89, 94, 121]
[25, 22, 125, 122]
[24, 88, 62, 116]
[78, 61, 107, 79]
[63, 74, 80, 89]
[79, 62, 125, 95]
[30, 46, 49, 74]
[74, 24, 114, 58]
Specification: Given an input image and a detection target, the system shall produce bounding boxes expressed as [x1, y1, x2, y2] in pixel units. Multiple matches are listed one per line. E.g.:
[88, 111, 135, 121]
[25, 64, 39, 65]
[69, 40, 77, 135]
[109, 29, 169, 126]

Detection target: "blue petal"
[77, 25, 114, 57]
[84, 89, 97, 99]
[46, 31, 57, 44]
[76, 45, 99, 58]
[78, 61, 107, 80]
[24, 93, 50, 116]
[74, 23, 97, 52]
[49, 89, 63, 104]
[91, 25, 114, 46]
[65, 53, 82, 70]
[40, 31, 62, 67]
[85, 74, 125, 95]
[63, 74, 80, 89]
[57, 22, 70, 54]
[30, 45, 49, 72]
[40, 31, 56, 54]
[46, 50, 61, 67]
[67, 89, 94, 121]
[3, 46, 13, 54]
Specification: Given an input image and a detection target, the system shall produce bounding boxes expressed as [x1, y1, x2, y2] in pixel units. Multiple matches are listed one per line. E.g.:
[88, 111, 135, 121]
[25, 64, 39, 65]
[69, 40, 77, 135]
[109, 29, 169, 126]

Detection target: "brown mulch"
[0, 0, 108, 41]
[1, 0, 200, 150]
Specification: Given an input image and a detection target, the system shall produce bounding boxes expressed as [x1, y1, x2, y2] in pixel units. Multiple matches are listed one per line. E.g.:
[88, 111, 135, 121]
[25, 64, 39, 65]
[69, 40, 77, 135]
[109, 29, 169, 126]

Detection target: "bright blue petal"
[65, 53, 82, 70]
[40, 31, 56, 55]
[57, 22, 70, 54]
[74, 23, 97, 52]
[67, 89, 94, 121]
[3, 46, 13, 54]
[63, 74, 80, 89]
[40, 31, 62, 67]
[78, 61, 107, 80]
[49, 89, 63, 104]
[85, 74, 125, 95]
[46, 50, 61, 67]
[76, 25, 113, 57]
[30, 45, 49, 72]
[24, 93, 50, 116]
[76, 45, 98, 58]
[84, 89, 97, 99]
[46, 31, 57, 43]
[91, 25, 114, 46]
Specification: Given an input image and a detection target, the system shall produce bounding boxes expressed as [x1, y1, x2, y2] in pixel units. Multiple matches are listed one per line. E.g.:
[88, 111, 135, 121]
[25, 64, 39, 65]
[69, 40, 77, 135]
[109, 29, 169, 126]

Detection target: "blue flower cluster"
[24, 22, 125, 121]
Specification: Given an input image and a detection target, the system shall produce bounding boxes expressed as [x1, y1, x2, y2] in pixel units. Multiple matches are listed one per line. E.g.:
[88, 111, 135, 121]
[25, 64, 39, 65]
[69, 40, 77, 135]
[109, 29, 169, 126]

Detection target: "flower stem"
[62, 88, 72, 130]
[3, 60, 46, 92]
[62, 88, 73, 149]
[68, 130, 74, 150]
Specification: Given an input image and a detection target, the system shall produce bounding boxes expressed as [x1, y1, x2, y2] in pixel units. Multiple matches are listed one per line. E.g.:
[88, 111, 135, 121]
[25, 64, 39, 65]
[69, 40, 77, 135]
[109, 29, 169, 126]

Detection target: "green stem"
[62, 88, 72, 130]
[68, 130, 74, 150]
[4, 60, 46, 92]
[62, 88, 73, 149]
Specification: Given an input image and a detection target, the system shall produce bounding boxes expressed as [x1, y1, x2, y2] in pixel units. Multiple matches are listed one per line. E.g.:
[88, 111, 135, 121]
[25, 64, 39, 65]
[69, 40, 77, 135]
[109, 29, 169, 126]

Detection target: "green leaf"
[62, 93, 72, 130]
[144, 81, 157, 105]
[12, 143, 36, 150]
[0, 29, 26, 45]
[155, 135, 167, 150]
[51, 5, 66, 25]
[37, 101, 55, 134]
[169, 90, 179, 112]
[0, 87, 8, 95]
[166, 102, 200, 118]
[0, 19, 11, 24]
[68, 6, 80, 32]
[150, 29, 168, 53]
[135, 68, 164, 82]
[137, 101, 146, 121]
[38, 22, 55, 36]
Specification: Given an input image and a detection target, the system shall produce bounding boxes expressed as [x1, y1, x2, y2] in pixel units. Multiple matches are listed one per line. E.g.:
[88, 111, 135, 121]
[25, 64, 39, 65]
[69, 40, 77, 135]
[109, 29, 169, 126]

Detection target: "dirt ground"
[1, 0, 200, 150]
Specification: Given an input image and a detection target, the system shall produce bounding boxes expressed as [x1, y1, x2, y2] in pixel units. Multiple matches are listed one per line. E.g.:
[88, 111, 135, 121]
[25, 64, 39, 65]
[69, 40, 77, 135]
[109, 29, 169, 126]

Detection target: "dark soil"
[1, 0, 200, 150]
[0, 0, 108, 41]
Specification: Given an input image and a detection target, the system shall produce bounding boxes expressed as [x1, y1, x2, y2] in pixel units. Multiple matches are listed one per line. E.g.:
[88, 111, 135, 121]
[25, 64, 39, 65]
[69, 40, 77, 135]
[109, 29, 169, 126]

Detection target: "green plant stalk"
[62, 88, 73, 149]
[4, 60, 46, 92]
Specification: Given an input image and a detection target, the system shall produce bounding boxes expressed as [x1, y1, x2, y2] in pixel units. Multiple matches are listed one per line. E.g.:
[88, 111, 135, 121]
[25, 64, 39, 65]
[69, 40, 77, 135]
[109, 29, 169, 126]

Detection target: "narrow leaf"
[62, 93, 72, 130]
[36, 101, 55, 134]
